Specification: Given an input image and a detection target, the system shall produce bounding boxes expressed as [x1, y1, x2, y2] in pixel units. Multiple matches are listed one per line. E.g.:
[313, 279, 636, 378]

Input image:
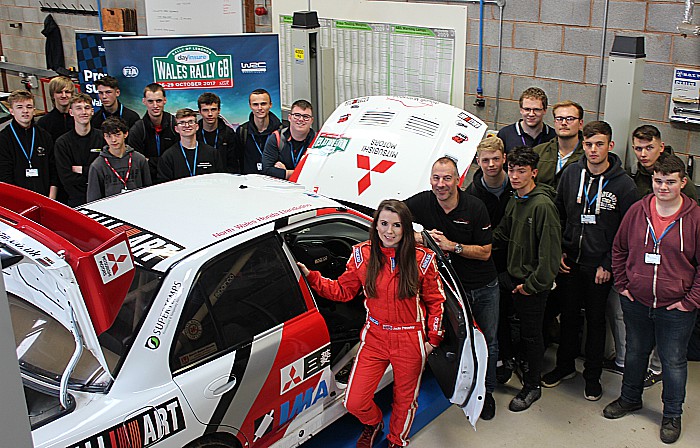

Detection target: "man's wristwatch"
[454, 243, 463, 254]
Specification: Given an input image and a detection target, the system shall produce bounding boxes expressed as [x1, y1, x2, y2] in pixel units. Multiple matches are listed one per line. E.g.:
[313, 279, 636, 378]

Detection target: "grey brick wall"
[1, 0, 144, 111]
[452, 0, 700, 155]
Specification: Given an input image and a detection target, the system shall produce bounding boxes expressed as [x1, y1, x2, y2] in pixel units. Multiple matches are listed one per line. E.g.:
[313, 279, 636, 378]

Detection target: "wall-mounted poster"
[103, 34, 281, 128]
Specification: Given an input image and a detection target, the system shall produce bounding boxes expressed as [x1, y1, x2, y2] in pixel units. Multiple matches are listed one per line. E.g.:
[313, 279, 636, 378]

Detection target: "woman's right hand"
[296, 262, 310, 276]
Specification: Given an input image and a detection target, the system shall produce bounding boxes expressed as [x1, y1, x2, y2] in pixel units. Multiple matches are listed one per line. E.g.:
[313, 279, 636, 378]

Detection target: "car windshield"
[10, 266, 162, 389]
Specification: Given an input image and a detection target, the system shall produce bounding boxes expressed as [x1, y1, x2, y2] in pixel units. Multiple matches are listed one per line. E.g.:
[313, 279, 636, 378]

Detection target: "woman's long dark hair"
[365, 199, 418, 299]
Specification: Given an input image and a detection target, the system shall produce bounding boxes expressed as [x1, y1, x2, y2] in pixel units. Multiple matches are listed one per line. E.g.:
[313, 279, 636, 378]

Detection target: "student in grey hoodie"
[87, 117, 151, 202]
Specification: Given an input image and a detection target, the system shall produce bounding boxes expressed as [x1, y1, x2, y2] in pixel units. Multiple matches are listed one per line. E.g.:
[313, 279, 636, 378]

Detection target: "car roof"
[79, 174, 343, 271]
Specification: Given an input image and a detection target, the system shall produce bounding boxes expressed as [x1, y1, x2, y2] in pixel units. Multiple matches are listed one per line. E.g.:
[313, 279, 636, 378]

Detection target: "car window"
[171, 234, 307, 372]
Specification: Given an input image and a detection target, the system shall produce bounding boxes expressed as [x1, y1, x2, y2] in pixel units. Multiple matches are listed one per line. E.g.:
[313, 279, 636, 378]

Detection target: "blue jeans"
[620, 297, 697, 417]
[467, 277, 499, 393]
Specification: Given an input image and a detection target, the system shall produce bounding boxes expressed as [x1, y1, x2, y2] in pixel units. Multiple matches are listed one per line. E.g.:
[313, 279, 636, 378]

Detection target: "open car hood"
[292, 96, 487, 211]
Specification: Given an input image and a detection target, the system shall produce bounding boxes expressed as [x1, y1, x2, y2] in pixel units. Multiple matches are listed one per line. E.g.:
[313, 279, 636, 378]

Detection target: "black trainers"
[644, 370, 663, 389]
[660, 416, 681, 444]
[541, 367, 576, 388]
[584, 379, 602, 401]
[496, 359, 515, 384]
[356, 421, 383, 448]
[602, 358, 624, 375]
[603, 397, 643, 419]
[509, 385, 541, 412]
[481, 392, 496, 420]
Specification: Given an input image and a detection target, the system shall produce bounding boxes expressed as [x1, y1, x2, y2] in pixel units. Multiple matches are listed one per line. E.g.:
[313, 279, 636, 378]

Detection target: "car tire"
[185, 434, 240, 448]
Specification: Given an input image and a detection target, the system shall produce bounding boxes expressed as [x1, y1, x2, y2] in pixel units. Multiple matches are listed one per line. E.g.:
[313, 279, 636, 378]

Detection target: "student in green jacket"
[533, 100, 585, 188]
[493, 146, 562, 413]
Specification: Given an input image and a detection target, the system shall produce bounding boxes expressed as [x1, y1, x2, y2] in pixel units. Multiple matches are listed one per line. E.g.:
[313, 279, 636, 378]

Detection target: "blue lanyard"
[103, 103, 123, 120]
[391, 257, 395, 272]
[180, 142, 198, 177]
[200, 128, 218, 148]
[291, 141, 307, 168]
[155, 133, 161, 156]
[252, 134, 264, 156]
[647, 217, 677, 252]
[583, 179, 609, 210]
[10, 123, 35, 168]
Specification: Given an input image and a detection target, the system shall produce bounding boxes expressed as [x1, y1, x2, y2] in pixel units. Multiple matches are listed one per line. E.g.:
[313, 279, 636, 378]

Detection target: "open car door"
[421, 230, 488, 428]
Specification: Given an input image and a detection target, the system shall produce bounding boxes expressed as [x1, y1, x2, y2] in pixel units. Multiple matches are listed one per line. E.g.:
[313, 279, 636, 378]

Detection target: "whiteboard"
[145, 0, 243, 35]
[272, 0, 467, 108]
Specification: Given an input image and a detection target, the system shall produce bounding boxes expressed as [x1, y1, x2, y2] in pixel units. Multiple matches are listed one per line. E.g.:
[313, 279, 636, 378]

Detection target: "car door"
[170, 232, 331, 447]
[421, 231, 488, 427]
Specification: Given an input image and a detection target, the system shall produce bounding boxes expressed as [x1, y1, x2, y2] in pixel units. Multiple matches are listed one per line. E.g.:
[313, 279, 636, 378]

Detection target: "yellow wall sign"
[294, 48, 305, 61]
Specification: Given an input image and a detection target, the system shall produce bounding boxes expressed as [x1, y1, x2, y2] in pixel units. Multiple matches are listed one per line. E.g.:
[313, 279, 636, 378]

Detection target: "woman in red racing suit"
[298, 199, 445, 448]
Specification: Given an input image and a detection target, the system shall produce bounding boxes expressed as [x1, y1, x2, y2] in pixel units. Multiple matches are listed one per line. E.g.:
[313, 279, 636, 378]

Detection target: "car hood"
[292, 96, 487, 211]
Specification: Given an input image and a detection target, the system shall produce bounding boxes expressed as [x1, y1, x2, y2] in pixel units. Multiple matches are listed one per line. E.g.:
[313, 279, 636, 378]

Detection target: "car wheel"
[185, 434, 240, 448]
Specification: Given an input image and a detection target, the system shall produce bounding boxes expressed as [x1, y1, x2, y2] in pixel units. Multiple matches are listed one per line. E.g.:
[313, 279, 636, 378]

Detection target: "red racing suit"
[306, 241, 445, 446]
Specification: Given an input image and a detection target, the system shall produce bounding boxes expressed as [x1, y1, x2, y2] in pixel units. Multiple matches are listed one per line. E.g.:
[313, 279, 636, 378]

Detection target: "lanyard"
[583, 179, 609, 211]
[155, 133, 161, 156]
[646, 217, 677, 252]
[103, 103, 123, 120]
[519, 123, 542, 147]
[390, 257, 395, 272]
[180, 143, 198, 177]
[200, 128, 218, 148]
[290, 141, 306, 168]
[252, 133, 264, 156]
[557, 152, 567, 172]
[104, 153, 132, 189]
[10, 123, 35, 168]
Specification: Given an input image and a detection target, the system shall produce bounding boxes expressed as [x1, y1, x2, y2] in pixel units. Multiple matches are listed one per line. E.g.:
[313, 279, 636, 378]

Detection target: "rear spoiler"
[0, 183, 134, 334]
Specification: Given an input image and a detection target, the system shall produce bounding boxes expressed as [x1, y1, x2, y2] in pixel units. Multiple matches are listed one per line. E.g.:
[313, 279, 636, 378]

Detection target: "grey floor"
[411, 350, 699, 448]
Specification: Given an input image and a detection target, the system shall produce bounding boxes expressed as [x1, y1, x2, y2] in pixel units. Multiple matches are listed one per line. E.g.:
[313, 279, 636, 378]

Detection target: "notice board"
[272, 0, 467, 109]
[145, 0, 243, 35]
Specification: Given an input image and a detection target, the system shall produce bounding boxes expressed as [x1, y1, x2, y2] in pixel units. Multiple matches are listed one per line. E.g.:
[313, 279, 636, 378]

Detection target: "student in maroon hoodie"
[604, 155, 700, 445]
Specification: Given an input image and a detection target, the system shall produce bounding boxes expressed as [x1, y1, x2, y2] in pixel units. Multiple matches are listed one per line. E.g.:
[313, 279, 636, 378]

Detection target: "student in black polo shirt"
[404, 156, 499, 420]
[91, 76, 140, 130]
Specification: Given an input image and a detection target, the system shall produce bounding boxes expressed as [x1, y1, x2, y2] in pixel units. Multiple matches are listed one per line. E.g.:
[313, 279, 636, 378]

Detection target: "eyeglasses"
[521, 107, 544, 114]
[554, 116, 580, 123]
[177, 120, 197, 127]
[289, 112, 313, 122]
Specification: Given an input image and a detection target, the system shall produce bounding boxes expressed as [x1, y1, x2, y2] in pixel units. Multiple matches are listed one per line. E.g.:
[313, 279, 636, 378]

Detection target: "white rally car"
[3, 96, 488, 448]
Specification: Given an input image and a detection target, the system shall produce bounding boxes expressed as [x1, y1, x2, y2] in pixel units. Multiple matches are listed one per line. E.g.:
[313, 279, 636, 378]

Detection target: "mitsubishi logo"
[107, 252, 128, 274]
[357, 154, 395, 195]
[283, 366, 302, 392]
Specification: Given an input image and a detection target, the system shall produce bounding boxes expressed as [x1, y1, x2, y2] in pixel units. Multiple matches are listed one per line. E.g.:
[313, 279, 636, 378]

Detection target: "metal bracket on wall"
[39, 2, 99, 16]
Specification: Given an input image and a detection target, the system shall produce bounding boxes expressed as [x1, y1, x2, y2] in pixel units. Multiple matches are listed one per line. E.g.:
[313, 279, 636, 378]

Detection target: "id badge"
[25, 168, 39, 177]
[257, 162, 263, 171]
[645, 253, 661, 265]
[581, 214, 596, 224]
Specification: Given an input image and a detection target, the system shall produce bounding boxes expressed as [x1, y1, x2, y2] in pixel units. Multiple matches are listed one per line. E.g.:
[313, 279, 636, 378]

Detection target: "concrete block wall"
[376, 0, 700, 157]
[469, 0, 699, 156]
[0, 0, 145, 110]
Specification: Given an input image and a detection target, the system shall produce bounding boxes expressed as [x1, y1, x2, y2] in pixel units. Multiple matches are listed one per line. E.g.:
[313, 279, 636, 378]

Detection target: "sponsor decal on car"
[211, 203, 314, 237]
[79, 209, 185, 269]
[94, 240, 134, 284]
[255, 378, 330, 439]
[67, 398, 185, 448]
[451, 133, 468, 144]
[457, 112, 483, 128]
[280, 345, 332, 394]
[337, 113, 351, 123]
[0, 228, 51, 262]
[146, 281, 183, 349]
[356, 154, 396, 195]
[311, 133, 351, 155]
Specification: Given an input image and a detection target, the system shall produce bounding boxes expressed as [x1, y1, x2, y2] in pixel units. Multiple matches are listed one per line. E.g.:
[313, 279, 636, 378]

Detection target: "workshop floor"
[411, 348, 700, 448]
